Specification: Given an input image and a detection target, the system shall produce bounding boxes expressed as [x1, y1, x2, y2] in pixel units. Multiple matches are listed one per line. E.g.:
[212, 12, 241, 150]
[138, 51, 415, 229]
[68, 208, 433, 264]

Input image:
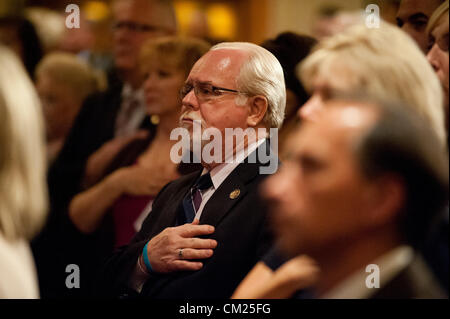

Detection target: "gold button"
[229, 189, 240, 199]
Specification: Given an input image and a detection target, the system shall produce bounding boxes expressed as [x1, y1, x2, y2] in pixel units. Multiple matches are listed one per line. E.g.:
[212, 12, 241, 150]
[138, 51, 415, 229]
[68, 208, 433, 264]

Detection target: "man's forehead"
[188, 49, 249, 83]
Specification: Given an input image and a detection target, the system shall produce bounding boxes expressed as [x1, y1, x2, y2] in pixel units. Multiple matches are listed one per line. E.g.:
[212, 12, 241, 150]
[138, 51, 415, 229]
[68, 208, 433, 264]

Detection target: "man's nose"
[182, 89, 200, 110]
[261, 168, 290, 202]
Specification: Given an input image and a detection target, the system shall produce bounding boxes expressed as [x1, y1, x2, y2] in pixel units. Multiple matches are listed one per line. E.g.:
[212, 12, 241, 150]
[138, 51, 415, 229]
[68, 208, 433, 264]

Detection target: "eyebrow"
[184, 80, 213, 86]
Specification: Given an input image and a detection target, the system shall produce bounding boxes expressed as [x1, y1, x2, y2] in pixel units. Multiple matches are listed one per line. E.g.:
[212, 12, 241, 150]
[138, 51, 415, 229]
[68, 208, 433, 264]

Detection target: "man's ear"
[246, 95, 268, 127]
[363, 174, 406, 228]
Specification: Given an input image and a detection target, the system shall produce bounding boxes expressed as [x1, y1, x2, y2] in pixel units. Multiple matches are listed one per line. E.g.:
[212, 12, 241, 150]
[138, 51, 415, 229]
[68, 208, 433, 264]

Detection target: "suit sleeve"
[93, 181, 174, 298]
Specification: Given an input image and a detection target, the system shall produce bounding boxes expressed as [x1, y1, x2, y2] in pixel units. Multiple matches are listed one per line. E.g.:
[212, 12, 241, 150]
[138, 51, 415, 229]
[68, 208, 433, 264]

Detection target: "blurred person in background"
[261, 32, 316, 160]
[299, 19, 449, 295]
[363, 0, 401, 25]
[427, 0, 449, 133]
[48, 0, 177, 213]
[35, 52, 105, 164]
[60, 37, 208, 297]
[423, 0, 449, 292]
[34, 0, 178, 298]
[0, 15, 43, 78]
[0, 45, 47, 298]
[262, 94, 448, 298]
[396, 0, 444, 52]
[298, 23, 446, 147]
[59, 2, 115, 77]
[312, 5, 364, 40]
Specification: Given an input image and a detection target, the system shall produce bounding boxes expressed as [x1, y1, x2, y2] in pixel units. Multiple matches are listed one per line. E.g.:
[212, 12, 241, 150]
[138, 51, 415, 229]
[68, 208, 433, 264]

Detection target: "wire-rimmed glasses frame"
[179, 82, 248, 102]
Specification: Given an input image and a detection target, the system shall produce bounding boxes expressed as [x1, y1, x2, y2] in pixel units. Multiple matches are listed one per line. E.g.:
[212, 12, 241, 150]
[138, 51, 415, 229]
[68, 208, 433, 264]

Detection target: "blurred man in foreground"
[263, 94, 448, 298]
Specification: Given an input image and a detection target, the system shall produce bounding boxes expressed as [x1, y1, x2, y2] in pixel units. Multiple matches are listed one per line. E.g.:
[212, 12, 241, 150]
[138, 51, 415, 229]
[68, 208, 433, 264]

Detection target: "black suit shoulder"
[373, 254, 447, 299]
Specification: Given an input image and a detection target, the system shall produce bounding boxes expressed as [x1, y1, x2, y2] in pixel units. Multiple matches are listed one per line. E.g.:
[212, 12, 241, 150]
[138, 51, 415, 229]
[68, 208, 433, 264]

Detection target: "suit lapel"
[199, 170, 248, 227]
[148, 171, 201, 237]
[200, 139, 277, 228]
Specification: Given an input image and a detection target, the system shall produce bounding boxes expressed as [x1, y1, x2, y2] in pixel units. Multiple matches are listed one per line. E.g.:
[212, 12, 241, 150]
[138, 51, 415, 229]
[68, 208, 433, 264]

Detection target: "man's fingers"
[171, 260, 203, 272]
[182, 237, 217, 249]
[178, 224, 215, 237]
[178, 248, 214, 260]
[291, 255, 318, 267]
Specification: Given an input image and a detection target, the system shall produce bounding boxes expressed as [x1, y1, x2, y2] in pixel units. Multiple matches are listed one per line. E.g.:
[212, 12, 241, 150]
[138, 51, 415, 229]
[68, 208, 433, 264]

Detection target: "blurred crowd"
[0, 0, 448, 299]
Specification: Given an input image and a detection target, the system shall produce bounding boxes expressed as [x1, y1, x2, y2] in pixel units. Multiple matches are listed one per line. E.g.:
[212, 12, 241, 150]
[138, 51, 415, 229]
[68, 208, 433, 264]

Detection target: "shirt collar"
[201, 137, 266, 191]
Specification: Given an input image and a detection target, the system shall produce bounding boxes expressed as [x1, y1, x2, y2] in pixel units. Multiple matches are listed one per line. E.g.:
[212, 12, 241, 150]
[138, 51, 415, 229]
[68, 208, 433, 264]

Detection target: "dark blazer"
[96, 141, 278, 298]
[372, 254, 447, 299]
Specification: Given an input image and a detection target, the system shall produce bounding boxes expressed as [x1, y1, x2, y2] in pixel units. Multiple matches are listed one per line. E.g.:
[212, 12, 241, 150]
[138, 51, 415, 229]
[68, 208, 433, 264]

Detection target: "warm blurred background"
[1, 0, 399, 51]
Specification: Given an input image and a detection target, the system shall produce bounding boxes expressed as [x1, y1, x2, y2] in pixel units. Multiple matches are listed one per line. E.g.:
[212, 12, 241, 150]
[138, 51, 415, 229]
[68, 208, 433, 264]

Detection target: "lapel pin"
[229, 189, 240, 199]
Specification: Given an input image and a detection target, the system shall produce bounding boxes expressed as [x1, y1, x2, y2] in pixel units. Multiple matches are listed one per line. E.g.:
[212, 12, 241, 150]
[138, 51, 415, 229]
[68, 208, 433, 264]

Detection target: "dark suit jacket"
[372, 254, 447, 299]
[96, 141, 278, 298]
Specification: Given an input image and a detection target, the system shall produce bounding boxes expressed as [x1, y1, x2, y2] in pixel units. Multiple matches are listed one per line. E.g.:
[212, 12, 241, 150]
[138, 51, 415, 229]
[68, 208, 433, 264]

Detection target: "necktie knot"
[194, 172, 213, 191]
[178, 172, 213, 225]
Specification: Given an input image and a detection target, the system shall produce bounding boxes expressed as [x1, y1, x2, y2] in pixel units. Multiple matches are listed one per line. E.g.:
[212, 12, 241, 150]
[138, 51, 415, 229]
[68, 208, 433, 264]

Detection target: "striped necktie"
[181, 172, 213, 223]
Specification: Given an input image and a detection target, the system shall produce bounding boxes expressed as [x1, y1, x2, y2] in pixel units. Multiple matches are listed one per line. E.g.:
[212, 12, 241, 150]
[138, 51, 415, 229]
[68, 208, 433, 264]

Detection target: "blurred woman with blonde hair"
[35, 52, 104, 164]
[0, 45, 47, 298]
[298, 21, 446, 147]
[427, 0, 449, 133]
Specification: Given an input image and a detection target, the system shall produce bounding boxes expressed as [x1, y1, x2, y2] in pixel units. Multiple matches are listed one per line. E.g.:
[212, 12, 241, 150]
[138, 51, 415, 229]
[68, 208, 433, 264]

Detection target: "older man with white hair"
[96, 42, 285, 298]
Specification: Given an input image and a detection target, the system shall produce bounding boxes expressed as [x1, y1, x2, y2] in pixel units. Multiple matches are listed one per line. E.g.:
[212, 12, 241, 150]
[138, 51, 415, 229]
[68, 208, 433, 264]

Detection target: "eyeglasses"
[180, 82, 247, 102]
[113, 21, 168, 33]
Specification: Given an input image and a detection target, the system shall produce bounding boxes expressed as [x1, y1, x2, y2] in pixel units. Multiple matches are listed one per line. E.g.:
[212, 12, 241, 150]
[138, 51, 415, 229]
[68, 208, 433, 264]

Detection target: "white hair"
[0, 46, 47, 241]
[211, 42, 286, 128]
